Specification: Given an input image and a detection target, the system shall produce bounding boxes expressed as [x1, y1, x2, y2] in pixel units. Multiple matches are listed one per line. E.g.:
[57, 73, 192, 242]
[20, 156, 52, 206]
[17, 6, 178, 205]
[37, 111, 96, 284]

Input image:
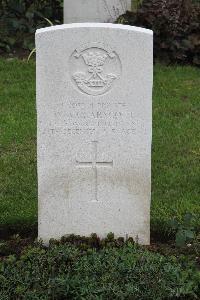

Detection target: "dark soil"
[0, 48, 31, 60]
[0, 233, 199, 264]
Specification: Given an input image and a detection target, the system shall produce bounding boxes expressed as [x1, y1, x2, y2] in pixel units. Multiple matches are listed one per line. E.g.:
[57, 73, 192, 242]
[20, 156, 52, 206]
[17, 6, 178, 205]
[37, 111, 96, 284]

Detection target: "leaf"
[183, 213, 193, 227]
[185, 230, 195, 240]
[10, 19, 20, 30]
[42, 17, 54, 27]
[193, 55, 200, 65]
[7, 37, 16, 46]
[34, 11, 44, 18]
[25, 11, 34, 20]
[175, 230, 186, 247]
[0, 42, 11, 52]
[169, 218, 179, 230]
[9, 0, 25, 14]
[27, 48, 36, 62]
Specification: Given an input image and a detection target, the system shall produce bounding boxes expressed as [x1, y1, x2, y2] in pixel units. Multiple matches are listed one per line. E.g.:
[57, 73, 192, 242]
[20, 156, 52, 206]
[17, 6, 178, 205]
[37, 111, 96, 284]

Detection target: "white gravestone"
[64, 0, 131, 24]
[36, 23, 153, 245]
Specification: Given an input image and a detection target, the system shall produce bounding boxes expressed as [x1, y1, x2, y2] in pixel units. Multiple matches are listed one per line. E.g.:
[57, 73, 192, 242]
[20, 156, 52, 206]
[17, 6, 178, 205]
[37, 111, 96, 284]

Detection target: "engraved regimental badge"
[69, 42, 121, 96]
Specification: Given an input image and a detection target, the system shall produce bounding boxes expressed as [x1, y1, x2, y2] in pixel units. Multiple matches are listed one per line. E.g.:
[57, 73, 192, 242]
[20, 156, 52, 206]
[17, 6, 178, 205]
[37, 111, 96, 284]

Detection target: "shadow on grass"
[0, 222, 37, 240]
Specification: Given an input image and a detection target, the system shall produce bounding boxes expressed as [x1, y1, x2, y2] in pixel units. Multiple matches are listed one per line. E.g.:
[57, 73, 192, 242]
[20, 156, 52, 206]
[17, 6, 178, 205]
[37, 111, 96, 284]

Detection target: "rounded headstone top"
[36, 23, 153, 36]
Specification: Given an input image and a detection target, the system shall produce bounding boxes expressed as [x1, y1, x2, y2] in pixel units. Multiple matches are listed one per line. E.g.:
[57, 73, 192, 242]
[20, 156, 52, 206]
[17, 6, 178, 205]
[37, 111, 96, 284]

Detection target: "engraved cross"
[76, 141, 113, 202]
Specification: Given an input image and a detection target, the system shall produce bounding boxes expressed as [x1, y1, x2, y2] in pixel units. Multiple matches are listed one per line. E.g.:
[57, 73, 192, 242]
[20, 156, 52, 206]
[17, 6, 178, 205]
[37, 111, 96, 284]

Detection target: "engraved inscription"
[69, 42, 121, 96]
[43, 101, 147, 136]
[76, 141, 113, 202]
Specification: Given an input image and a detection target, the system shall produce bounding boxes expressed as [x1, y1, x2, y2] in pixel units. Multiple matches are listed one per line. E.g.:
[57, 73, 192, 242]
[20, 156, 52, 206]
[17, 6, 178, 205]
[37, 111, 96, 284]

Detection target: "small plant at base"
[169, 213, 196, 248]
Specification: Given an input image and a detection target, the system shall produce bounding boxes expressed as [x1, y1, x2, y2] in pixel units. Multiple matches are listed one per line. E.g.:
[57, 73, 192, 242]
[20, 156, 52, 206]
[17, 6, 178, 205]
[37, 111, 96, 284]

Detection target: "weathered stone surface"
[64, 0, 131, 23]
[36, 23, 153, 244]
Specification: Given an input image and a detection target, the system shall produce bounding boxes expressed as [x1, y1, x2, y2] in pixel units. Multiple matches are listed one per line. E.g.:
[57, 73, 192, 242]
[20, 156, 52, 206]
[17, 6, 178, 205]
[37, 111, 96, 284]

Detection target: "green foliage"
[0, 0, 63, 53]
[119, 0, 200, 66]
[169, 213, 196, 247]
[0, 237, 199, 299]
[169, 213, 200, 255]
[131, 0, 144, 11]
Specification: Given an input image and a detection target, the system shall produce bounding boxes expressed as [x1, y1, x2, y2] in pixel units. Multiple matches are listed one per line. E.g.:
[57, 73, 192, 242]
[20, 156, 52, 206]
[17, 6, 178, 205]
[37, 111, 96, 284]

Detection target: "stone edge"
[36, 23, 153, 36]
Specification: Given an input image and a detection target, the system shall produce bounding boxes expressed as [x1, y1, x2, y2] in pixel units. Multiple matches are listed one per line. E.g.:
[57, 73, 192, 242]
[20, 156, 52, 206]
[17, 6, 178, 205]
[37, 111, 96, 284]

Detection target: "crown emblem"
[70, 44, 121, 96]
[82, 52, 108, 67]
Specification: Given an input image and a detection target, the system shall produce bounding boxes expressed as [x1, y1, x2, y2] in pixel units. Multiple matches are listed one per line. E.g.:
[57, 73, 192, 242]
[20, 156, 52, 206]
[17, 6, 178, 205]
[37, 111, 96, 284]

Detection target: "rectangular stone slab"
[64, 0, 132, 23]
[36, 23, 153, 244]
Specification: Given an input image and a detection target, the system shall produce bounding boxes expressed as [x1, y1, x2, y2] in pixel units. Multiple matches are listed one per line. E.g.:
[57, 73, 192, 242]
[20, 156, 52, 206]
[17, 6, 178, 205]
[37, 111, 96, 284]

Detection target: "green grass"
[0, 58, 200, 237]
[0, 58, 37, 232]
[152, 64, 200, 236]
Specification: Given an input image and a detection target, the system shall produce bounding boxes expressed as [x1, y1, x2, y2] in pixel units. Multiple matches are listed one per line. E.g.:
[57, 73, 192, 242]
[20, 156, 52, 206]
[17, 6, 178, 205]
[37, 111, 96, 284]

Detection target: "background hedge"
[0, 0, 199, 65]
[0, 0, 63, 52]
[121, 0, 200, 66]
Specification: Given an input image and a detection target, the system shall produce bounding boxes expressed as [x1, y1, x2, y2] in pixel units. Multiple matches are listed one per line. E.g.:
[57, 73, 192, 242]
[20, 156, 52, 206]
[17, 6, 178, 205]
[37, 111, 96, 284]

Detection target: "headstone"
[36, 23, 153, 245]
[64, 0, 132, 24]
